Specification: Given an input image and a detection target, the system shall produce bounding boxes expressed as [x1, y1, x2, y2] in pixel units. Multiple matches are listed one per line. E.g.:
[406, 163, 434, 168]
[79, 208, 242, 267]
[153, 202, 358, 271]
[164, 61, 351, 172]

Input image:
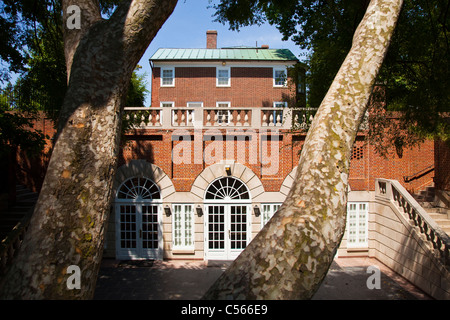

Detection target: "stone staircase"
[413, 185, 450, 235]
[0, 185, 38, 275]
[0, 185, 38, 241]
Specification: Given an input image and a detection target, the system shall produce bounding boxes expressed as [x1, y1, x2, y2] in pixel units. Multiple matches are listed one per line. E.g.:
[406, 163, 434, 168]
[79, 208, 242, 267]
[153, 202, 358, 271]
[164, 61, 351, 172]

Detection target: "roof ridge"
[150, 48, 298, 62]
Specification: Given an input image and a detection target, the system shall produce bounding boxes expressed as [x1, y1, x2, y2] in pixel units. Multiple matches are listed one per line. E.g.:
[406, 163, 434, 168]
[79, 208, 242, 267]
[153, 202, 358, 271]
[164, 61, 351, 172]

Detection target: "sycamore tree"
[203, 0, 404, 299]
[0, 0, 403, 300]
[0, 0, 177, 299]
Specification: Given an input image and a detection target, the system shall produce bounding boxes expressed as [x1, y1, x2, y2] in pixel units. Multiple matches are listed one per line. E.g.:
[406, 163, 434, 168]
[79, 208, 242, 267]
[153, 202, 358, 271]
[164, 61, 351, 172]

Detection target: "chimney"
[206, 30, 217, 49]
[261, 44, 269, 49]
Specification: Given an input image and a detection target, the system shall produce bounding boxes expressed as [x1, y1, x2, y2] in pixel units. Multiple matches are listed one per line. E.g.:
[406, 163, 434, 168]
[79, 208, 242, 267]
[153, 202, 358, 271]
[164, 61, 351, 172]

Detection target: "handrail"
[403, 165, 434, 183]
[0, 206, 34, 277]
[376, 179, 450, 269]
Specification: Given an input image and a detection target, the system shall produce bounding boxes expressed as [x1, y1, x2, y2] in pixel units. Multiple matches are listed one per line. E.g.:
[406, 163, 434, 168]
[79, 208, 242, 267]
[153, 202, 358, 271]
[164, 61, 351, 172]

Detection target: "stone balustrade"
[376, 178, 450, 268]
[124, 107, 318, 130]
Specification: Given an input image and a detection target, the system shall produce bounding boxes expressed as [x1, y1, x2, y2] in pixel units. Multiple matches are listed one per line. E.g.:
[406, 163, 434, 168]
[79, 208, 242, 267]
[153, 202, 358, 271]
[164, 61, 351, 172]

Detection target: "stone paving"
[93, 257, 432, 300]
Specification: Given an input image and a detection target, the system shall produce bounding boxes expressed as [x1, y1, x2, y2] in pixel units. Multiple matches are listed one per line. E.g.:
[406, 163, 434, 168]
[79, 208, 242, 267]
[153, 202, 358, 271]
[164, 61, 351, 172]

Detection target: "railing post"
[253, 107, 261, 129]
[161, 107, 171, 127]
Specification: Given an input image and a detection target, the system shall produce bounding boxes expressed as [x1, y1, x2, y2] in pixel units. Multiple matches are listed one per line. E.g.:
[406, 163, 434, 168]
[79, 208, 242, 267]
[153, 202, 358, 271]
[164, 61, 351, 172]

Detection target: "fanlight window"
[205, 177, 250, 200]
[117, 177, 161, 200]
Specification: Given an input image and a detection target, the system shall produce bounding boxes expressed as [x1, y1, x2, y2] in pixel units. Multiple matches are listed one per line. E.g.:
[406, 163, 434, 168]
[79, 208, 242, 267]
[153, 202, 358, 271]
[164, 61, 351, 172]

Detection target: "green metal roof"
[150, 48, 298, 62]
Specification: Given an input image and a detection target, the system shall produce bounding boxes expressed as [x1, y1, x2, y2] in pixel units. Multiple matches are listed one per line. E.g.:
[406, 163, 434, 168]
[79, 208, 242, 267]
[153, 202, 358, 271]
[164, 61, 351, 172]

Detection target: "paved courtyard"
[93, 257, 432, 300]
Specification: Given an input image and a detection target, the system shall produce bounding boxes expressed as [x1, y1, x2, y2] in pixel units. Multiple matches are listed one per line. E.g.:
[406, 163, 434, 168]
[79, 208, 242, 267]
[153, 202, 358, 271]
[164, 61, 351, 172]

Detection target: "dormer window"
[161, 67, 175, 87]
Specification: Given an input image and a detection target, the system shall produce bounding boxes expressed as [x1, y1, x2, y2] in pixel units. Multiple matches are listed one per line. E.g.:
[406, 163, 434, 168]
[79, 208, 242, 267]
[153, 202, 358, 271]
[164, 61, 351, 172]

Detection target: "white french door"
[115, 203, 162, 260]
[204, 204, 251, 260]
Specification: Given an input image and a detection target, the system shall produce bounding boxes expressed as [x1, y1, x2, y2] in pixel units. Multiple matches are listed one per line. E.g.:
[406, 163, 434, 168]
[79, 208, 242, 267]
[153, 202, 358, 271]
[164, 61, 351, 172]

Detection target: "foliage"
[0, 86, 47, 158]
[0, 0, 148, 157]
[126, 66, 149, 107]
[212, 0, 450, 154]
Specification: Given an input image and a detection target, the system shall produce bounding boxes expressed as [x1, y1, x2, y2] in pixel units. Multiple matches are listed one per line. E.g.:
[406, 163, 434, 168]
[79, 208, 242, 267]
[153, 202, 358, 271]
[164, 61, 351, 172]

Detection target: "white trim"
[273, 67, 288, 87]
[273, 101, 288, 108]
[154, 62, 296, 68]
[204, 203, 252, 260]
[346, 202, 369, 248]
[215, 101, 231, 124]
[261, 203, 282, 228]
[187, 101, 204, 108]
[160, 101, 174, 108]
[216, 66, 231, 87]
[161, 67, 175, 87]
[115, 203, 163, 260]
[172, 204, 195, 251]
[204, 176, 252, 201]
[215, 101, 231, 108]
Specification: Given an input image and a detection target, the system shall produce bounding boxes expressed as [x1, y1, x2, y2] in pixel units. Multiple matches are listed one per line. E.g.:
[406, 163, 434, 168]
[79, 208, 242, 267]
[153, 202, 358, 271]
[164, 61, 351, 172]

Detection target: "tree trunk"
[203, 0, 404, 300]
[0, 0, 177, 299]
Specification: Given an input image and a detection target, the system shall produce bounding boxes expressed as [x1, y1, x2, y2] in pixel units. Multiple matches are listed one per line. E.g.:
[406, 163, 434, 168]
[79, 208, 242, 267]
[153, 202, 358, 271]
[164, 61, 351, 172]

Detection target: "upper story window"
[160, 101, 174, 108]
[161, 67, 175, 87]
[273, 68, 287, 87]
[187, 102, 203, 108]
[216, 67, 230, 87]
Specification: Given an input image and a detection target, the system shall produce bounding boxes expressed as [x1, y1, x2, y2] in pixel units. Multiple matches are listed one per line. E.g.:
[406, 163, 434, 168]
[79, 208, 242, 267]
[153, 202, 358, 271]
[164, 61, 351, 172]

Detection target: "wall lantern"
[225, 165, 232, 176]
[164, 205, 171, 217]
[253, 204, 261, 217]
[196, 204, 203, 217]
[222, 61, 226, 66]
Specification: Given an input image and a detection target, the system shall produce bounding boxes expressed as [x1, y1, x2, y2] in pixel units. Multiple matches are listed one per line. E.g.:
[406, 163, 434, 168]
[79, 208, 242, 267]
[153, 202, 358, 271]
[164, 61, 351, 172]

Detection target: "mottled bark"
[203, 0, 404, 300]
[0, 0, 177, 299]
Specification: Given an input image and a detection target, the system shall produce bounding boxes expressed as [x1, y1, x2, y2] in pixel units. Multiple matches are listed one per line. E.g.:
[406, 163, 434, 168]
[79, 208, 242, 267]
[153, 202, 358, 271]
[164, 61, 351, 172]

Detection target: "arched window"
[117, 177, 161, 201]
[205, 177, 250, 200]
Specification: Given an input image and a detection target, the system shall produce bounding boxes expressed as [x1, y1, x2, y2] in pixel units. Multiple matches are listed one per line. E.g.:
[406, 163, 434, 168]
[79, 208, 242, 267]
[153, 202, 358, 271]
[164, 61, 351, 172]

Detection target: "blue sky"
[138, 0, 306, 106]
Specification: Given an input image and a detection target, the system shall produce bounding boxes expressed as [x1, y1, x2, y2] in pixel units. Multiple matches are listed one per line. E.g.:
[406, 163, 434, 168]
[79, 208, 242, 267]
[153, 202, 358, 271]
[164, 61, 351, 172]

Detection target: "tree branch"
[108, 0, 178, 69]
[62, 0, 102, 81]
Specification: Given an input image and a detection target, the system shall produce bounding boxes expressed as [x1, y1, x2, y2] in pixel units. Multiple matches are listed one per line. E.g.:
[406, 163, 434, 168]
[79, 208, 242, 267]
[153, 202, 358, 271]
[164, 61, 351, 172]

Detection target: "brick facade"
[435, 139, 450, 191]
[9, 31, 441, 262]
[118, 129, 435, 195]
[151, 66, 296, 109]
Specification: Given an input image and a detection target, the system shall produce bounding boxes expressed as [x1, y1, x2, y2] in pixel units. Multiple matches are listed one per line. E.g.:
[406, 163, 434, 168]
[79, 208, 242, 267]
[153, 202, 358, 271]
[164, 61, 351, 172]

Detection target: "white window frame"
[346, 202, 369, 248]
[261, 203, 282, 228]
[160, 101, 174, 108]
[161, 67, 175, 87]
[273, 101, 288, 108]
[216, 101, 231, 124]
[273, 67, 287, 87]
[187, 102, 203, 108]
[216, 67, 231, 87]
[172, 204, 195, 250]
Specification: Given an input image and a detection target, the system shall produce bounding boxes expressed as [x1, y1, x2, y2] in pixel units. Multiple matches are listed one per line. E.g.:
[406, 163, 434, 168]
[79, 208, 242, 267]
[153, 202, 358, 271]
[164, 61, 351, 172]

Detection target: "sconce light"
[222, 61, 226, 66]
[225, 165, 232, 176]
[196, 204, 203, 217]
[164, 205, 171, 217]
[253, 204, 260, 217]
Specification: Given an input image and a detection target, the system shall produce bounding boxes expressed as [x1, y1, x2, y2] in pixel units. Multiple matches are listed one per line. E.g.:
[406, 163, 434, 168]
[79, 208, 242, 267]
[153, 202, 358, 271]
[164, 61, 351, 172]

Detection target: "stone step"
[0, 185, 37, 242]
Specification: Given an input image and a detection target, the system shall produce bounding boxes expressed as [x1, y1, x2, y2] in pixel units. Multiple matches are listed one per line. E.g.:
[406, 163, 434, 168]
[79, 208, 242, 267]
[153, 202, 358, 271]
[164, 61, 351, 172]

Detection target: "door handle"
[228, 229, 231, 239]
[140, 229, 142, 238]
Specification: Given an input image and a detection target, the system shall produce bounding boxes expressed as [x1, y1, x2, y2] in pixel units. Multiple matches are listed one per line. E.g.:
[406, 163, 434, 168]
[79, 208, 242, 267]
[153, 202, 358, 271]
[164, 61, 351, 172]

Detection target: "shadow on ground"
[94, 258, 432, 300]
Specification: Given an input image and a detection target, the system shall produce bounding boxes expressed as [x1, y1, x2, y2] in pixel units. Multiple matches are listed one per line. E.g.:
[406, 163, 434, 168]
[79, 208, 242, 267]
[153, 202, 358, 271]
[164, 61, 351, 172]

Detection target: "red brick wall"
[435, 139, 450, 191]
[15, 114, 56, 193]
[152, 66, 295, 108]
[346, 135, 434, 193]
[15, 121, 435, 195]
[118, 129, 434, 194]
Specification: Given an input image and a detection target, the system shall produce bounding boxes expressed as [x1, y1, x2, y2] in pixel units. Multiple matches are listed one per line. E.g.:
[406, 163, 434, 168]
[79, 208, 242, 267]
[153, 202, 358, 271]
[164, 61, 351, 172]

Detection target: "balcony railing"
[124, 107, 316, 130]
[376, 178, 450, 269]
